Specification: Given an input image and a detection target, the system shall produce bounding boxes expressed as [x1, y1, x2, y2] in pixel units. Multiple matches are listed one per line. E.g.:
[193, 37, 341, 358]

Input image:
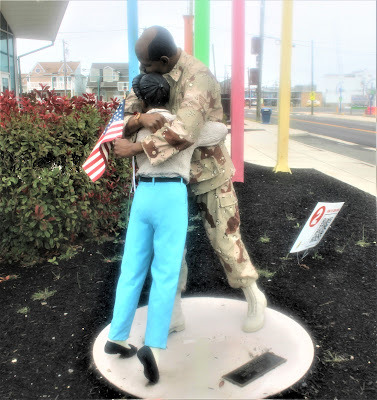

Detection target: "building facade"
[86, 63, 129, 101]
[318, 70, 376, 106]
[0, 11, 16, 93]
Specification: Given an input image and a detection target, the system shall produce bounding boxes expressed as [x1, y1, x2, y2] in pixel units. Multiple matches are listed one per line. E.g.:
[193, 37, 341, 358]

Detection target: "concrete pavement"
[224, 116, 376, 196]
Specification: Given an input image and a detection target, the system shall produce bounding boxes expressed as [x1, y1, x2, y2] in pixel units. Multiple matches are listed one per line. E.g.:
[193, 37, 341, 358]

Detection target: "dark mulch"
[1, 163, 376, 399]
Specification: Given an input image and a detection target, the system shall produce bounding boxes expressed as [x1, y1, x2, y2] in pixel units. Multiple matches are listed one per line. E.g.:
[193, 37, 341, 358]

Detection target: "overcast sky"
[17, 0, 376, 88]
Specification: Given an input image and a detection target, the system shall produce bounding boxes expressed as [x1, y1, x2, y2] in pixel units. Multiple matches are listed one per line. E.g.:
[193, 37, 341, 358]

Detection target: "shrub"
[0, 87, 132, 265]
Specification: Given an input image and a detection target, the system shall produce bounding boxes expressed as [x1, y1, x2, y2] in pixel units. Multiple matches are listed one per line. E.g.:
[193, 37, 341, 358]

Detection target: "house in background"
[0, 1, 69, 94]
[20, 73, 28, 93]
[86, 63, 129, 101]
[25, 61, 86, 97]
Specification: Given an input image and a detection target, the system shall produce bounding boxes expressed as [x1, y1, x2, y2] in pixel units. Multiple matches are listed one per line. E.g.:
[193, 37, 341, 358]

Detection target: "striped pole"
[194, 0, 210, 65]
[127, 0, 139, 90]
[231, 0, 245, 182]
[273, 0, 293, 173]
[183, 15, 194, 55]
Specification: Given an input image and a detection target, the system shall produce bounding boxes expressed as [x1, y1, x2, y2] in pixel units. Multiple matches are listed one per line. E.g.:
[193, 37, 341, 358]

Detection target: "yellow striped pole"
[273, 0, 293, 173]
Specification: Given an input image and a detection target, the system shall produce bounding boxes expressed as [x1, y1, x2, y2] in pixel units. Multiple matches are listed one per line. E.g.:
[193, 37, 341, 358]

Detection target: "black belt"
[139, 177, 184, 183]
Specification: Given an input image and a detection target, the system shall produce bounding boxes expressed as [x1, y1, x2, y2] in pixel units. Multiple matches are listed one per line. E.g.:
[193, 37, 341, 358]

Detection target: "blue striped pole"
[127, 0, 139, 90]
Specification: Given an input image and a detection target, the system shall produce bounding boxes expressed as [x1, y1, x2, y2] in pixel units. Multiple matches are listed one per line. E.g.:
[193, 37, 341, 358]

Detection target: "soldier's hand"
[139, 113, 167, 133]
[113, 138, 143, 158]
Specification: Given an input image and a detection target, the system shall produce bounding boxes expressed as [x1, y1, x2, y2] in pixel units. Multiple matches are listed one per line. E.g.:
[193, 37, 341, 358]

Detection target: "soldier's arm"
[140, 71, 219, 166]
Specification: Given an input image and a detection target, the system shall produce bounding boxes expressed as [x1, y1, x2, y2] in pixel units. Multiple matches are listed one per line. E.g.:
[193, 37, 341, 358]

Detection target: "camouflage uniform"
[124, 50, 258, 289]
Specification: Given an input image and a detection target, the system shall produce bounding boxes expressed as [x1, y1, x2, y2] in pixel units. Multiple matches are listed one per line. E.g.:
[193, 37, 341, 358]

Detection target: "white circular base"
[93, 297, 314, 399]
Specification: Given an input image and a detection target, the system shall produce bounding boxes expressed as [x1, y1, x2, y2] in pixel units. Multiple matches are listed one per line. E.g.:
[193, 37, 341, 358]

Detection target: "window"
[117, 82, 128, 91]
[0, 12, 16, 92]
[103, 66, 113, 82]
[1, 76, 9, 92]
[0, 30, 9, 72]
[90, 68, 99, 82]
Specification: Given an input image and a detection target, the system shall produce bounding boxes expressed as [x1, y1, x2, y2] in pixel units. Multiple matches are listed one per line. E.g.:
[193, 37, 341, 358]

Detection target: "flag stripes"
[82, 100, 125, 182]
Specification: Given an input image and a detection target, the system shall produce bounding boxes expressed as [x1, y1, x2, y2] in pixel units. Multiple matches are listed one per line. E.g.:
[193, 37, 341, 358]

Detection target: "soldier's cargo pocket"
[218, 190, 238, 208]
[217, 188, 240, 235]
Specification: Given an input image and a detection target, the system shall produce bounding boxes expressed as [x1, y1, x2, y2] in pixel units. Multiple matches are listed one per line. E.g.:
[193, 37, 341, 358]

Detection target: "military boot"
[241, 280, 267, 332]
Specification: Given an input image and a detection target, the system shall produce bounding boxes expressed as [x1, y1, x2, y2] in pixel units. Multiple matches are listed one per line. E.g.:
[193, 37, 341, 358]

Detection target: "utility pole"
[212, 44, 217, 79]
[256, 0, 265, 121]
[247, 67, 251, 108]
[311, 40, 314, 115]
[62, 40, 67, 96]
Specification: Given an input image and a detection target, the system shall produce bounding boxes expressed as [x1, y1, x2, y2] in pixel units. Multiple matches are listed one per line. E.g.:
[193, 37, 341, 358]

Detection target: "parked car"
[245, 99, 257, 106]
[306, 99, 321, 106]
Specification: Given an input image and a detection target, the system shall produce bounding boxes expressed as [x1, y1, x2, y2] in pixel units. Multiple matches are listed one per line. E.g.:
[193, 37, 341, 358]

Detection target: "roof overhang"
[0, 1, 69, 41]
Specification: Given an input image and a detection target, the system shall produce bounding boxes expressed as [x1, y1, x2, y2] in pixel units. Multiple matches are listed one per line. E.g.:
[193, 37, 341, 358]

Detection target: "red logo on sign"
[309, 206, 326, 227]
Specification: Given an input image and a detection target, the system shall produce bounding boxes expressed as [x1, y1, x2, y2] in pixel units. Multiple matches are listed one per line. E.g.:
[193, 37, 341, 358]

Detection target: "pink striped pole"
[231, 0, 245, 183]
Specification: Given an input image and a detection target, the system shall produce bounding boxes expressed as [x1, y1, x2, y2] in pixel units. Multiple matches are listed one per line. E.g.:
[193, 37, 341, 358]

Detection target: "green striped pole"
[194, 0, 210, 66]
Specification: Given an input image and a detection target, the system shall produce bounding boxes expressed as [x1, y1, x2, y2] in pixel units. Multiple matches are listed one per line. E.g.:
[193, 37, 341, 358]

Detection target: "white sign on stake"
[290, 202, 344, 253]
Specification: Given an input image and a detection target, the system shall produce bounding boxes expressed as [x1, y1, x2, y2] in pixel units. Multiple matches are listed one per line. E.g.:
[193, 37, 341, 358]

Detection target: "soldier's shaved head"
[135, 27, 157, 62]
[136, 26, 177, 61]
[135, 26, 180, 75]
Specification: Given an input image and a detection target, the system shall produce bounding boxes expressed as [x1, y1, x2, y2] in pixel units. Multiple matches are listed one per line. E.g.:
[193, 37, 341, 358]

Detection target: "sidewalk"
[290, 111, 377, 122]
[225, 119, 376, 196]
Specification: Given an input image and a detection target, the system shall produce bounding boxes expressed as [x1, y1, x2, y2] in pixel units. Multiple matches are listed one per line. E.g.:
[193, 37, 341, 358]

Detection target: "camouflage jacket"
[124, 50, 235, 195]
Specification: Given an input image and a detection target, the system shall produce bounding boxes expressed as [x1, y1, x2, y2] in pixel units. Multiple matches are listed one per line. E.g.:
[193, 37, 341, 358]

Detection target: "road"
[244, 108, 376, 165]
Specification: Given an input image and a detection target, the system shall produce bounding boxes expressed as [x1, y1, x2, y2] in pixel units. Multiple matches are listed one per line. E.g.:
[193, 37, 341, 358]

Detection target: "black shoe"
[137, 346, 159, 384]
[104, 341, 137, 358]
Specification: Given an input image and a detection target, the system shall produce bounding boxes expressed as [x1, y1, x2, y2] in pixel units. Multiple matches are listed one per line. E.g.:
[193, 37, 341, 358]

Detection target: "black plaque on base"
[222, 352, 287, 387]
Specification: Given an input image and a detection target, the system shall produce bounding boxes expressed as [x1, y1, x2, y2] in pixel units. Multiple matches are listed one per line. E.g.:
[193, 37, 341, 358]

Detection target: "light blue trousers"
[109, 179, 188, 349]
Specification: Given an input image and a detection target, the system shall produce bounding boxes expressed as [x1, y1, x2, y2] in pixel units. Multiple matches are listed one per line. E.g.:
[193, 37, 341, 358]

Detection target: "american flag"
[82, 99, 125, 182]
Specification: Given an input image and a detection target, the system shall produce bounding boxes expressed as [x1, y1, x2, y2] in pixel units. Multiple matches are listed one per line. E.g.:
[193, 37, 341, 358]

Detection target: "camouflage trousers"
[178, 179, 259, 291]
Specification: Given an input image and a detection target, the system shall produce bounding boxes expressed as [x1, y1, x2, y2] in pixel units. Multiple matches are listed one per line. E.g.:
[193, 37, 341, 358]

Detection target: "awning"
[0, 1, 69, 41]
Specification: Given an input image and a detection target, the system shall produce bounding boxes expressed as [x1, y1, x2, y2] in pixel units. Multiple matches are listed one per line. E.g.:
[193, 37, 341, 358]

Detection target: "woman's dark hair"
[148, 26, 177, 61]
[132, 73, 170, 107]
